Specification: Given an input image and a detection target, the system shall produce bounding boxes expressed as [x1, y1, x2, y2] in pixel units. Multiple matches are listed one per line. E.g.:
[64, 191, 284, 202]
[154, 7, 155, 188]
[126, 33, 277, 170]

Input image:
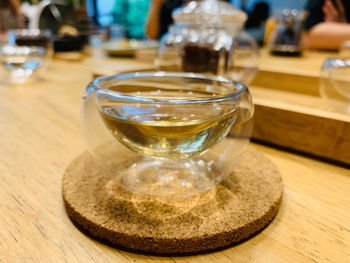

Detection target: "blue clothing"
[114, 0, 151, 39]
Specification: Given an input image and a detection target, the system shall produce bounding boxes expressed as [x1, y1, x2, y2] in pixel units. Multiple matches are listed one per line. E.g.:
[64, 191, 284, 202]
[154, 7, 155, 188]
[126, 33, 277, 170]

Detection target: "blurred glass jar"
[268, 9, 306, 57]
[8, 29, 52, 48]
[155, 0, 259, 84]
[320, 57, 350, 111]
[7, 29, 53, 57]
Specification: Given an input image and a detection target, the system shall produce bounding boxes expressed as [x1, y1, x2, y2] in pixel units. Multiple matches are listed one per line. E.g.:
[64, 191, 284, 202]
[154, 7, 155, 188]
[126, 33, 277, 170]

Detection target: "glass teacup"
[320, 57, 350, 112]
[82, 72, 254, 198]
[0, 44, 46, 83]
[7, 29, 52, 49]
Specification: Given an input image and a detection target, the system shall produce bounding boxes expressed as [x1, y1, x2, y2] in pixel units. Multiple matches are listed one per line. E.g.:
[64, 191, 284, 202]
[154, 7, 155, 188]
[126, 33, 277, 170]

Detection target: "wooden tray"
[251, 49, 349, 165]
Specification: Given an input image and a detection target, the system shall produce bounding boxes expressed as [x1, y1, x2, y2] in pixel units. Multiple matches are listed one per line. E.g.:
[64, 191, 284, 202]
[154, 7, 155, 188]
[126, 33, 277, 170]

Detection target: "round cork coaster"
[62, 146, 283, 254]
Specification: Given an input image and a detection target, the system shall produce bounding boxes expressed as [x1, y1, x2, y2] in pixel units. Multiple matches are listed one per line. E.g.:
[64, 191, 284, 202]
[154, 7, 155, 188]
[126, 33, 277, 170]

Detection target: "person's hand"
[322, 0, 347, 23]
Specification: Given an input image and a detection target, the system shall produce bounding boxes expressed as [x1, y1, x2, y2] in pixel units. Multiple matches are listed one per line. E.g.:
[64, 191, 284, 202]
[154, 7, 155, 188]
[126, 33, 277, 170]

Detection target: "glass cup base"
[120, 158, 219, 198]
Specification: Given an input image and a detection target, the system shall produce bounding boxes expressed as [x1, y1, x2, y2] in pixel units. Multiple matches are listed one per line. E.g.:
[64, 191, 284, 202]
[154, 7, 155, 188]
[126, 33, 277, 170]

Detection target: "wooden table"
[0, 55, 349, 262]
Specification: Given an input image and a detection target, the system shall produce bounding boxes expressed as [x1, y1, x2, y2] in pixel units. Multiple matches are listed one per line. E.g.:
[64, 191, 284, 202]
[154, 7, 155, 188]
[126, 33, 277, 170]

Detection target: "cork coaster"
[62, 146, 283, 254]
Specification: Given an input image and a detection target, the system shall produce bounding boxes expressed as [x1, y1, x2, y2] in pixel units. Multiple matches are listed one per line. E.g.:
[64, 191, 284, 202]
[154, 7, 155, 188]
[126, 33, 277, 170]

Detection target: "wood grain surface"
[0, 56, 349, 262]
[251, 87, 350, 165]
[252, 49, 323, 96]
[251, 49, 350, 165]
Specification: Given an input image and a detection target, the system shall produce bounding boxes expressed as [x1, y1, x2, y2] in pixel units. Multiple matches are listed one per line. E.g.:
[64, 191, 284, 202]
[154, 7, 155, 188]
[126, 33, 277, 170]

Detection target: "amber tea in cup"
[82, 72, 254, 198]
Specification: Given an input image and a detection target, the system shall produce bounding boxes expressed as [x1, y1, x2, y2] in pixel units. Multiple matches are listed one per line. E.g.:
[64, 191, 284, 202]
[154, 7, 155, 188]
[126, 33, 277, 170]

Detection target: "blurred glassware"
[7, 29, 53, 63]
[155, 0, 258, 84]
[108, 24, 125, 40]
[339, 40, 350, 57]
[320, 57, 350, 112]
[7, 29, 52, 49]
[268, 9, 306, 56]
[0, 44, 47, 84]
[79, 26, 108, 58]
[89, 27, 108, 47]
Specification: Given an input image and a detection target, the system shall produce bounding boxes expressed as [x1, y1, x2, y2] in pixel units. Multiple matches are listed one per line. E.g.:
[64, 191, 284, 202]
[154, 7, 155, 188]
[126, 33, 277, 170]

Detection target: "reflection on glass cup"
[0, 44, 46, 83]
[82, 72, 254, 198]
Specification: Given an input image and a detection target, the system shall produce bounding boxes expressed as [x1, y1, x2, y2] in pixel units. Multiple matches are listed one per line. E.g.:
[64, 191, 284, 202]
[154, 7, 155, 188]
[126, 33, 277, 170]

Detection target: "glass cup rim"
[90, 71, 248, 104]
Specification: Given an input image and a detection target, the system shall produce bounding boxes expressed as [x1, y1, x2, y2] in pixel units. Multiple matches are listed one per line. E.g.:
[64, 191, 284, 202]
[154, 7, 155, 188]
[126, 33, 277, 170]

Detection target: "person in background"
[113, 0, 151, 39]
[303, 0, 350, 50]
[0, 0, 24, 33]
[146, 0, 182, 40]
[244, 2, 269, 46]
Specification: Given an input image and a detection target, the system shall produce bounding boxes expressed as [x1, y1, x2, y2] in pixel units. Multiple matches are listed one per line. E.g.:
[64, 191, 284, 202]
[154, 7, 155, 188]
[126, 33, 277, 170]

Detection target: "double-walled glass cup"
[0, 44, 47, 83]
[8, 29, 53, 60]
[82, 72, 253, 198]
[320, 57, 350, 112]
[8, 29, 52, 49]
